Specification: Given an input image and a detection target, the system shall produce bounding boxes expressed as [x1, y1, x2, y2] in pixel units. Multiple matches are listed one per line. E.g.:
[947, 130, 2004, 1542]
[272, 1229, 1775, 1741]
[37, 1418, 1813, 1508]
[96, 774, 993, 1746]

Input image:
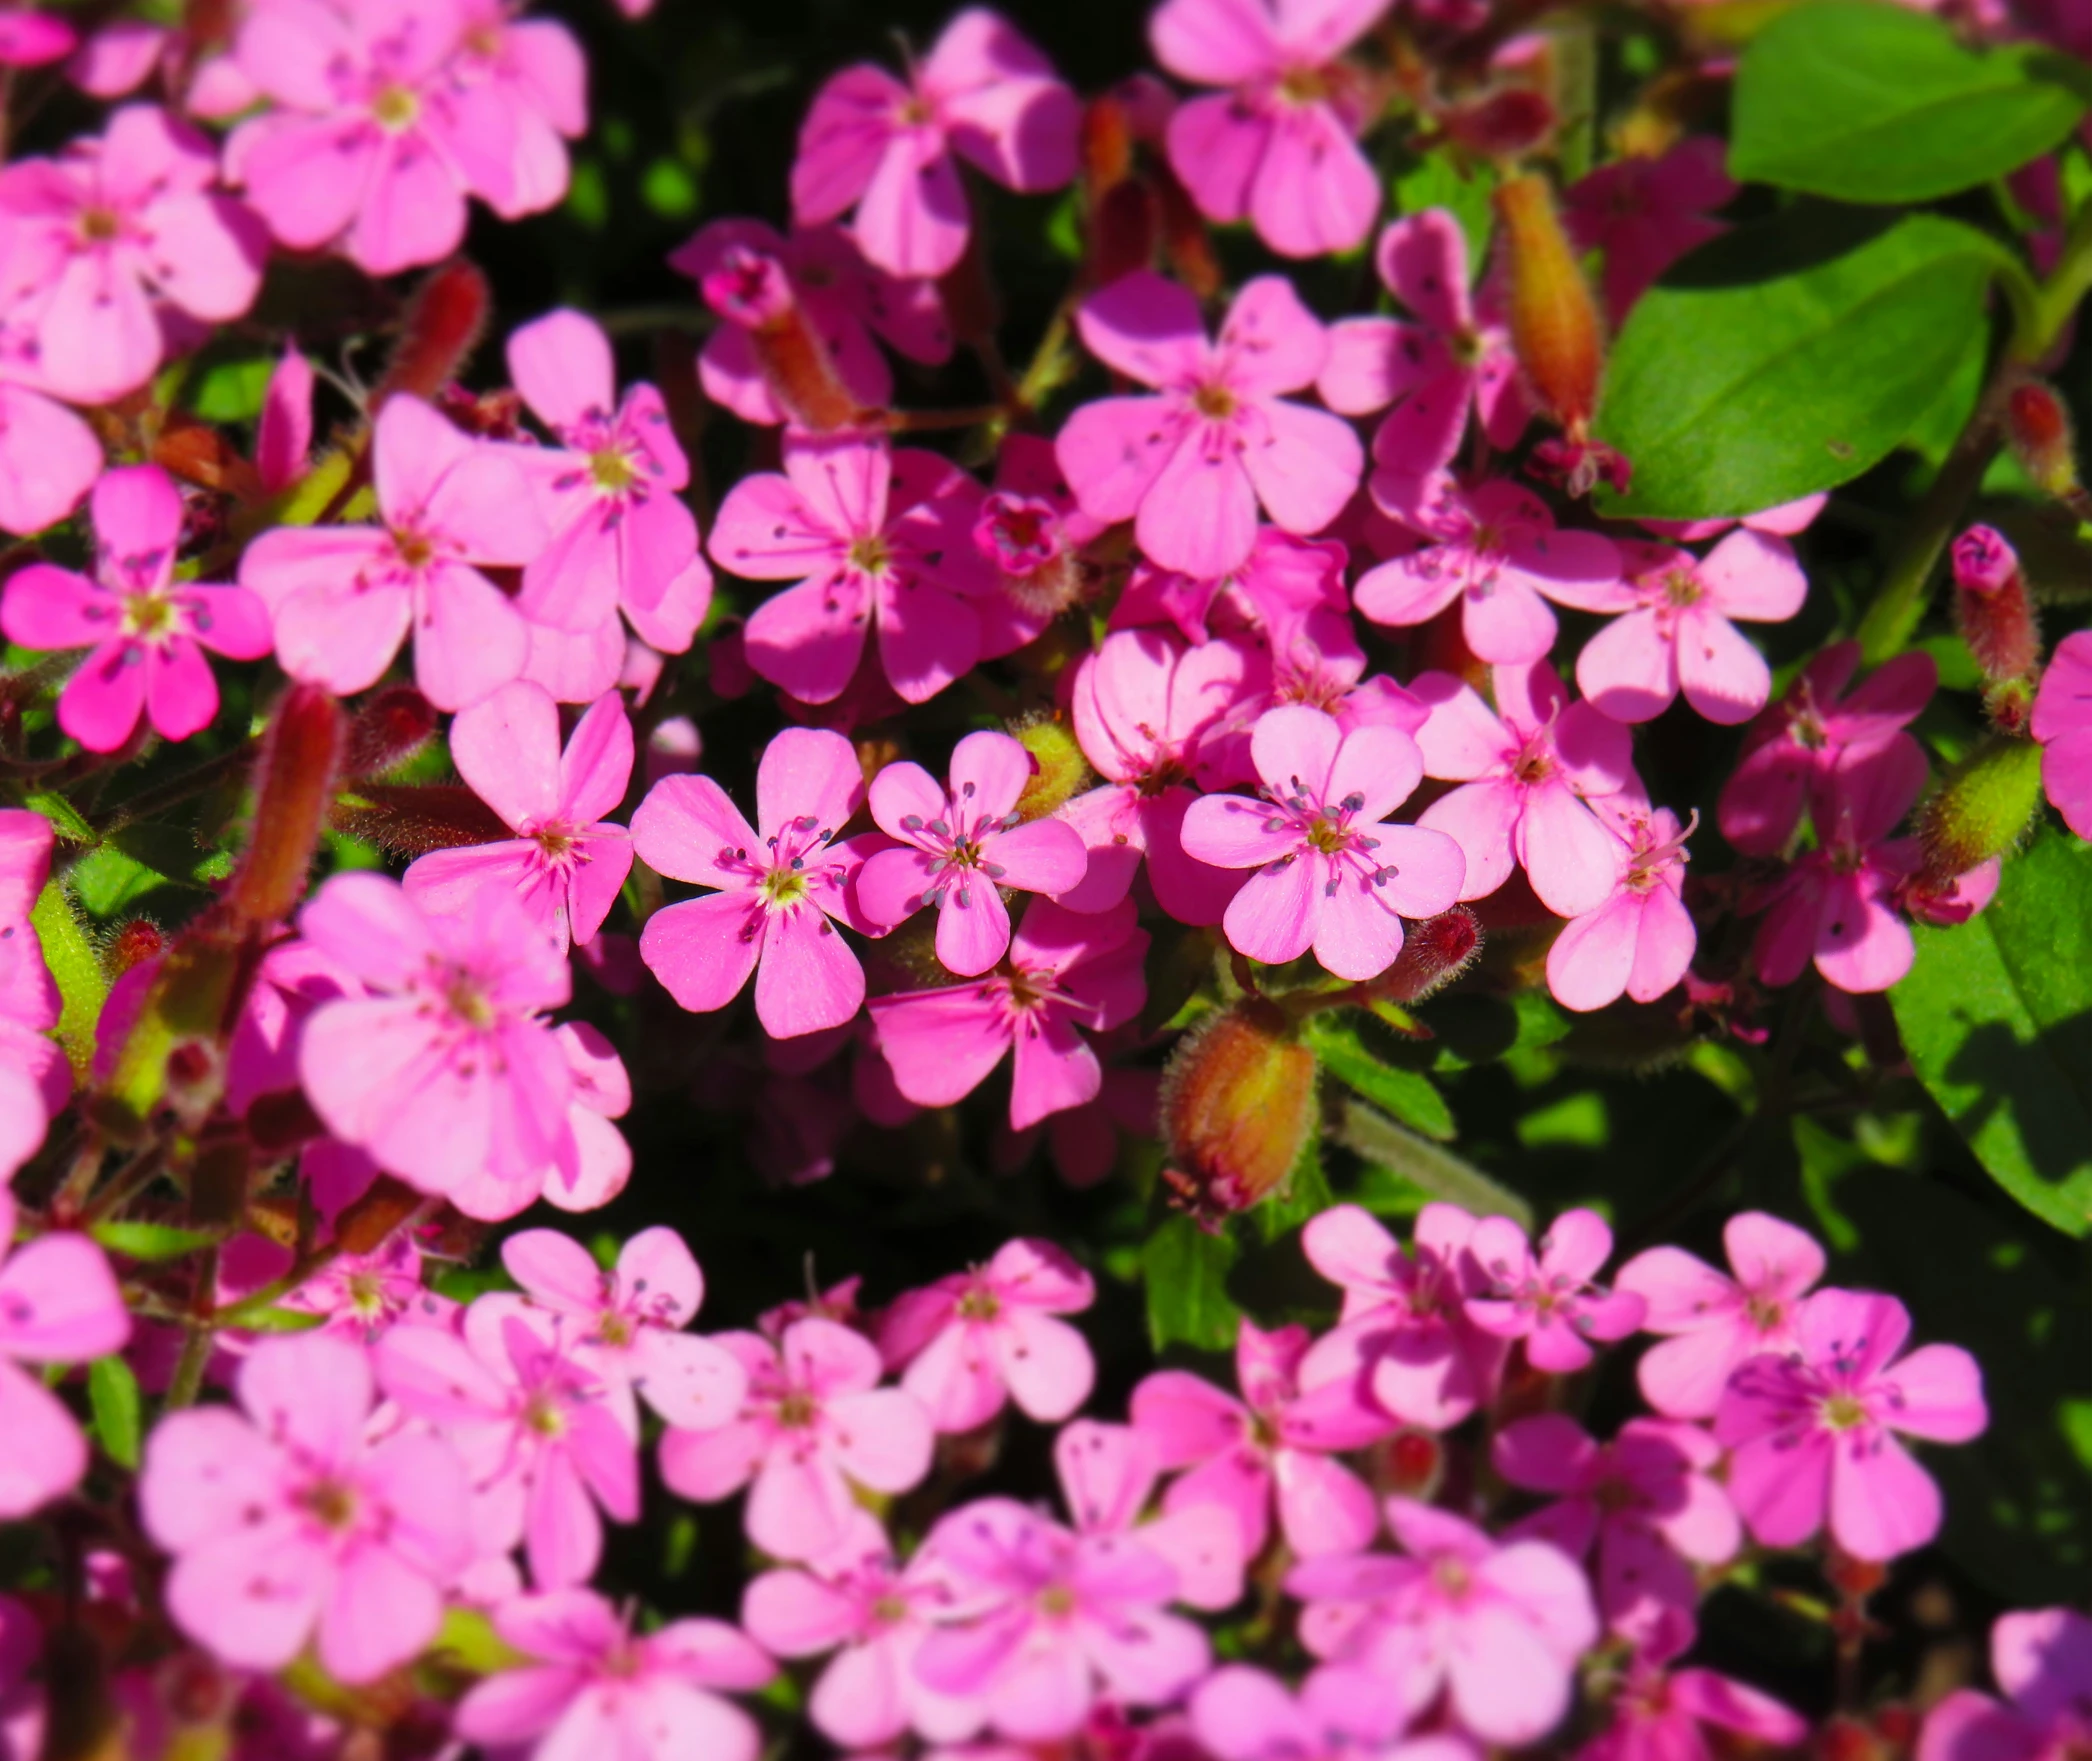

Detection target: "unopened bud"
[2005, 377, 2084, 508]
[1442, 88, 1557, 161]
[1916, 733, 2043, 885]
[229, 684, 344, 927]
[343, 684, 439, 778]
[1365, 907, 1481, 1005]
[1080, 92, 1137, 195]
[336, 1174, 429, 1255]
[377, 259, 491, 409]
[700, 245, 864, 431]
[1950, 525, 2041, 685]
[1159, 998, 1318, 1221]
[101, 918, 166, 979]
[1377, 1427, 1444, 1501]
[1010, 715, 1092, 821]
[978, 492, 1086, 619]
[1495, 174, 1605, 438]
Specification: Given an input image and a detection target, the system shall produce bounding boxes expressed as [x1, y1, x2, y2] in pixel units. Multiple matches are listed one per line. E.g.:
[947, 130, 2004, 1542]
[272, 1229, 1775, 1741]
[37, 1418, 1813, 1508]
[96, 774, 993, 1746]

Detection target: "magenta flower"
[0, 105, 263, 404]
[1919, 1608, 2092, 1761]
[1413, 660, 1637, 920]
[1565, 136, 1737, 320]
[1354, 480, 1624, 667]
[658, 1317, 935, 1561]
[1320, 212, 1528, 499]
[295, 872, 581, 1202]
[257, 345, 314, 494]
[456, 1589, 774, 1761]
[240, 395, 545, 710]
[1112, 524, 1347, 649]
[1132, 1316, 1389, 1560]
[857, 731, 1090, 975]
[631, 726, 884, 1040]
[1180, 704, 1467, 981]
[1580, 1614, 1808, 1761]
[1286, 1497, 1599, 1746]
[879, 1237, 1097, 1433]
[791, 7, 1078, 278]
[0, 6, 71, 66]
[0, 378, 100, 537]
[271, 1232, 440, 1343]
[1716, 1287, 1987, 1560]
[914, 1496, 1211, 1742]
[445, 0, 586, 221]
[1, 466, 271, 753]
[973, 432, 1109, 653]
[1545, 799, 1697, 1013]
[710, 434, 999, 706]
[1193, 1664, 1480, 1761]
[2033, 629, 2092, 840]
[1718, 641, 1935, 857]
[1053, 1418, 1246, 1611]
[403, 682, 634, 954]
[868, 894, 1149, 1127]
[1057, 272, 1363, 581]
[446, 1017, 636, 1223]
[1616, 1211, 1827, 1420]
[1150, 0, 1385, 258]
[139, 1332, 470, 1683]
[1465, 1209, 1647, 1374]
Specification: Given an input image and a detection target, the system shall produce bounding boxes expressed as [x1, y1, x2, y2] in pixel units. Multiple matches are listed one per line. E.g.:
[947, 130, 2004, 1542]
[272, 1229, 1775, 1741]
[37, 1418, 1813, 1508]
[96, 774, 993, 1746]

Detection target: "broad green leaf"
[22, 789, 95, 846]
[1302, 1016, 1456, 1141]
[1891, 830, 2092, 1235]
[1592, 207, 2000, 519]
[1141, 1215, 1240, 1352]
[186, 354, 276, 422]
[88, 1356, 142, 1470]
[1732, 2, 2087, 203]
[90, 1220, 220, 1261]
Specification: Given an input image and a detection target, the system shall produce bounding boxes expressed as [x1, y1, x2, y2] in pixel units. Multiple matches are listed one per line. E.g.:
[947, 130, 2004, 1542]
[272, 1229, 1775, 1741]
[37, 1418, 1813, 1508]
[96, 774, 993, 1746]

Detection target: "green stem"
[162, 1245, 222, 1411]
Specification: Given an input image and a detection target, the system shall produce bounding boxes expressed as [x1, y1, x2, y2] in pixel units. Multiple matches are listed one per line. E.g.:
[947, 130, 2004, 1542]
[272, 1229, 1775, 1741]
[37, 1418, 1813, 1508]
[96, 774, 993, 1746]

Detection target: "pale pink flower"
[0, 811, 69, 1185]
[1193, 1664, 1480, 1761]
[1545, 797, 1696, 1013]
[658, 1317, 935, 1561]
[377, 1300, 640, 1588]
[0, 105, 263, 405]
[1413, 659, 1637, 920]
[631, 726, 885, 1040]
[1919, 1608, 2092, 1761]
[272, 1232, 442, 1342]
[710, 434, 999, 705]
[139, 1331, 471, 1682]
[295, 872, 582, 1202]
[403, 681, 634, 954]
[445, 0, 586, 221]
[868, 895, 1149, 1128]
[1353, 480, 1624, 666]
[1, 465, 270, 752]
[1578, 1612, 1809, 1761]
[1057, 272, 1362, 581]
[914, 1496, 1211, 1742]
[456, 1589, 774, 1761]
[1571, 533, 1808, 725]
[791, 7, 1079, 278]
[1615, 1211, 1826, 1420]
[1180, 704, 1466, 980]
[443, 1016, 636, 1223]
[2033, 629, 2092, 840]
[1053, 1419, 1246, 1611]
[1287, 1497, 1599, 1747]
[0, 378, 100, 536]
[240, 395, 545, 709]
[1132, 1316, 1388, 1560]
[1564, 137, 1736, 319]
[857, 731, 1090, 975]
[1716, 1287, 1986, 1560]
[1150, 0, 1385, 258]
[1111, 524, 1345, 649]
[878, 1238, 1096, 1433]
[1465, 1209, 1646, 1374]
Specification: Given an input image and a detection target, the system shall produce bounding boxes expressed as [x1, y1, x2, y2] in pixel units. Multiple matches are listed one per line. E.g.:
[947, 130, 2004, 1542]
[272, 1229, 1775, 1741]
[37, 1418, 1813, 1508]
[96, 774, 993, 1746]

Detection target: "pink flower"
[1545, 798, 1696, 1013]
[295, 872, 583, 1202]
[791, 7, 1078, 278]
[240, 395, 545, 709]
[914, 1496, 1211, 1742]
[1057, 272, 1363, 581]
[2033, 629, 2092, 839]
[710, 434, 999, 705]
[0, 379, 100, 537]
[403, 681, 634, 954]
[1112, 524, 1346, 649]
[1919, 1608, 2092, 1761]
[0, 1185, 127, 1517]
[1564, 138, 1736, 320]
[1286, 1497, 1599, 1746]
[138, 1332, 470, 1682]
[868, 895, 1149, 1127]
[878, 1238, 1097, 1433]
[377, 1300, 640, 1588]
[1465, 1209, 1647, 1374]
[631, 726, 884, 1039]
[503, 308, 709, 636]
[1493, 1414, 1739, 1638]
[1320, 212, 1528, 500]
[1132, 1316, 1388, 1559]
[1, 466, 271, 752]
[1413, 659, 1637, 920]
[1716, 1287, 1987, 1560]
[456, 1589, 774, 1761]
[0, 6, 72, 67]
[0, 1594, 42, 1761]
[445, 0, 586, 221]
[258, 346, 314, 493]
[1053, 1419, 1245, 1611]
[1192, 1664, 1479, 1761]
[974, 433, 1107, 648]
[857, 731, 1090, 975]
[272, 1233, 442, 1342]
[658, 1317, 935, 1561]
[1149, 0, 1385, 258]
[1353, 480, 1624, 667]
[445, 1017, 635, 1223]
[1571, 533, 1808, 725]
[1180, 704, 1467, 980]
[1615, 1211, 1826, 1419]
[0, 106, 263, 404]
[1579, 1613, 1808, 1761]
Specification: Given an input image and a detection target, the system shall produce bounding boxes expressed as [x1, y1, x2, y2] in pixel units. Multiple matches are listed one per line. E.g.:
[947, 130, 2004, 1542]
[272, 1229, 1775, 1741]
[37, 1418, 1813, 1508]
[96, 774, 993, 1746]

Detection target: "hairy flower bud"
[229, 685, 344, 928]
[1011, 714, 1092, 821]
[377, 258, 491, 409]
[1951, 525, 2041, 687]
[102, 918, 166, 980]
[701, 245, 864, 432]
[1159, 997, 1317, 1220]
[1917, 733, 2043, 885]
[2004, 377, 2086, 511]
[1495, 173, 1604, 437]
[342, 684, 439, 779]
[1363, 908, 1481, 1005]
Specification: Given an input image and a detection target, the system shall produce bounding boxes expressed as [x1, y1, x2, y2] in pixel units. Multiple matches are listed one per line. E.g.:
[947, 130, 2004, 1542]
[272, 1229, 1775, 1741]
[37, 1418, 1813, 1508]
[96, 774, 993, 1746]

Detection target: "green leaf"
[87, 1356, 141, 1470]
[1731, 2, 2086, 204]
[1141, 1216, 1241, 1352]
[89, 1220, 220, 1262]
[1592, 207, 2001, 520]
[1257, 1108, 1332, 1242]
[1390, 152, 1497, 276]
[29, 880, 106, 1083]
[69, 825, 231, 917]
[1891, 830, 2092, 1235]
[1332, 1100, 1532, 1230]
[1302, 1016, 1456, 1141]
[225, 1305, 328, 1334]
[22, 789, 96, 846]
[186, 355, 277, 423]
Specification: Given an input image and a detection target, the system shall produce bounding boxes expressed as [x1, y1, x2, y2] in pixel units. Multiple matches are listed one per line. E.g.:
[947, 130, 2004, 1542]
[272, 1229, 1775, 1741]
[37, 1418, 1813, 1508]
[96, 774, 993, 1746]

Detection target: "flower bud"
[1950, 525, 2041, 686]
[377, 258, 491, 408]
[2004, 377, 2085, 509]
[1495, 173, 1605, 438]
[977, 491, 1087, 619]
[343, 684, 439, 779]
[1010, 714, 1092, 821]
[101, 918, 166, 980]
[1442, 88, 1558, 161]
[701, 246, 864, 432]
[1364, 907, 1481, 1005]
[1159, 998, 1318, 1220]
[229, 684, 344, 928]
[1916, 733, 2043, 885]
